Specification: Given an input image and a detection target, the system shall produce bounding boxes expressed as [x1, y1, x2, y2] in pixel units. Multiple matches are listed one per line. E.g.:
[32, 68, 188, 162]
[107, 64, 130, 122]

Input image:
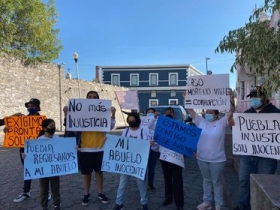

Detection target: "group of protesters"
[1, 84, 279, 210]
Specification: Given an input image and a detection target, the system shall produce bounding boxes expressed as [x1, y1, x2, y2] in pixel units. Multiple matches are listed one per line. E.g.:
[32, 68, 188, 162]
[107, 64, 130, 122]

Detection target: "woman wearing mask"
[187, 92, 235, 210]
[145, 108, 160, 191]
[113, 112, 149, 210]
[148, 107, 184, 210]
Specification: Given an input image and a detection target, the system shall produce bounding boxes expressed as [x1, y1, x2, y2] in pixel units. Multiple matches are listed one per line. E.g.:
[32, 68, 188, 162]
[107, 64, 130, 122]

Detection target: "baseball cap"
[25, 98, 41, 111]
[246, 86, 266, 98]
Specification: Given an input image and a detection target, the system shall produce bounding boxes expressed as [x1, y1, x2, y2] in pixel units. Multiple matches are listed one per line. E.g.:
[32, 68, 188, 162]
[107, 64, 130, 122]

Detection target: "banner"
[232, 113, 280, 160]
[185, 74, 230, 110]
[24, 137, 78, 180]
[154, 115, 202, 157]
[160, 147, 185, 168]
[140, 116, 154, 140]
[102, 134, 150, 180]
[66, 99, 112, 132]
[3, 115, 47, 148]
[115, 91, 139, 110]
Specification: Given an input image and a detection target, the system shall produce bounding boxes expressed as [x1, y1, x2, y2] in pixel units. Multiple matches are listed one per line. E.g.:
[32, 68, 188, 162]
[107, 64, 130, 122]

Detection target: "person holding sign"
[148, 107, 185, 210]
[37, 119, 61, 210]
[75, 91, 116, 206]
[113, 112, 149, 210]
[232, 86, 280, 210]
[13, 98, 51, 203]
[186, 91, 235, 210]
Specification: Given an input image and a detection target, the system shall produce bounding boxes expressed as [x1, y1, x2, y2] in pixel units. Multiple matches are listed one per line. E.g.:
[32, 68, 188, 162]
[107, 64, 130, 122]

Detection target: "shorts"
[79, 151, 104, 175]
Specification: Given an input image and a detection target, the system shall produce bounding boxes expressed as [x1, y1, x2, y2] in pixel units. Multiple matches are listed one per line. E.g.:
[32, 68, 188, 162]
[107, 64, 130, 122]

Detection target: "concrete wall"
[0, 54, 128, 140]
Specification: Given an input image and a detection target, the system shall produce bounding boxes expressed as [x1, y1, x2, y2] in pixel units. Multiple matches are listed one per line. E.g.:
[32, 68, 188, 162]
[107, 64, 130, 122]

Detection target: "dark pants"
[147, 150, 160, 186]
[20, 149, 32, 193]
[40, 176, 60, 208]
[160, 160, 184, 207]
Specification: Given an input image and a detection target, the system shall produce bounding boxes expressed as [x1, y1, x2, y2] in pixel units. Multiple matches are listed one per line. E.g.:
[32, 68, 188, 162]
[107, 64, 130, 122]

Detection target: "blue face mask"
[205, 114, 215, 122]
[147, 113, 154, 116]
[249, 98, 262, 109]
[28, 107, 37, 115]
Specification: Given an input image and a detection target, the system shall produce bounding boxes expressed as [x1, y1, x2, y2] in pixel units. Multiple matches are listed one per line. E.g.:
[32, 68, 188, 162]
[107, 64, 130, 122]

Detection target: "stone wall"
[0, 54, 128, 139]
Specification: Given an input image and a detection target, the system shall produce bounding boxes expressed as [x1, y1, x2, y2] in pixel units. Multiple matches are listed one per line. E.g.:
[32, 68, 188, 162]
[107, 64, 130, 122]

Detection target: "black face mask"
[46, 128, 56, 135]
[128, 122, 138, 128]
[165, 114, 173, 118]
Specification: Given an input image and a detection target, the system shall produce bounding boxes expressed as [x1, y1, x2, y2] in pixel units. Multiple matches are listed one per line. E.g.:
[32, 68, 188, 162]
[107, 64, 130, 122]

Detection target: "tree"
[0, 0, 62, 64]
[215, 0, 280, 93]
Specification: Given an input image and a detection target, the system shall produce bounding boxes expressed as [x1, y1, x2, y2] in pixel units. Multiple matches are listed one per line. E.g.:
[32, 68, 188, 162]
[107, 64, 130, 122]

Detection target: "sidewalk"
[0, 146, 237, 210]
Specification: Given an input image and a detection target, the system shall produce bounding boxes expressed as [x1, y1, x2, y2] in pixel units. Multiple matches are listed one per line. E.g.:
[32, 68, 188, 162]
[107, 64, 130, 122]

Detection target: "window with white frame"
[130, 74, 139, 86]
[149, 73, 158, 86]
[149, 99, 158, 106]
[111, 74, 120, 86]
[169, 73, 178, 86]
[169, 99, 178, 105]
[151, 90, 156, 97]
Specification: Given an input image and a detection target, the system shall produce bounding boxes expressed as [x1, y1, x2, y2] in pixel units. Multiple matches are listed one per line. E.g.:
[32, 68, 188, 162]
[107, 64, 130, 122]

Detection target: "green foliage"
[215, 0, 280, 93]
[0, 0, 62, 65]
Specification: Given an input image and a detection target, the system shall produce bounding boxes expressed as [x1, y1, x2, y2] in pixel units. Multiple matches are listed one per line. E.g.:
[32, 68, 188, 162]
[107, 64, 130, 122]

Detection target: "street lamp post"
[73, 52, 81, 98]
[205, 57, 210, 75]
[57, 63, 64, 131]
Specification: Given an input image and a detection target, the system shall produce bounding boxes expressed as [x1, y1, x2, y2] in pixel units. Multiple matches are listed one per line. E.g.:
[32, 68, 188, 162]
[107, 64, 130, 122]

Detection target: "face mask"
[46, 128, 56, 135]
[249, 98, 262, 109]
[147, 113, 154, 116]
[28, 107, 37, 115]
[128, 122, 138, 128]
[205, 114, 215, 122]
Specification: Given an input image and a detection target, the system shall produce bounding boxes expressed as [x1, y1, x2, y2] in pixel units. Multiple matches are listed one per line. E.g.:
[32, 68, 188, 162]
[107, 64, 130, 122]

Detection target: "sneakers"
[98, 193, 109, 204]
[13, 192, 31, 202]
[197, 202, 212, 210]
[216, 205, 221, 210]
[82, 194, 90, 206]
[140, 204, 148, 210]
[48, 192, 52, 201]
[113, 204, 124, 210]
[147, 185, 155, 191]
[54, 206, 61, 210]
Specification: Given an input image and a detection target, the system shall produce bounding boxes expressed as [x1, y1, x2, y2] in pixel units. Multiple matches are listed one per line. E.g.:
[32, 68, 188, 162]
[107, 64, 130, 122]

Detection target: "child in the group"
[113, 112, 149, 210]
[37, 119, 61, 210]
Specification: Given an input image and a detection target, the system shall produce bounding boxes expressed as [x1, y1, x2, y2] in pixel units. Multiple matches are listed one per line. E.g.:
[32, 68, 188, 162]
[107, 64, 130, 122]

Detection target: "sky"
[54, 0, 265, 89]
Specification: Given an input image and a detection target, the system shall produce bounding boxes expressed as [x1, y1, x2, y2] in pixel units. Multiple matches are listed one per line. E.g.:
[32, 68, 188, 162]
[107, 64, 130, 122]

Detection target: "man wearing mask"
[233, 86, 280, 210]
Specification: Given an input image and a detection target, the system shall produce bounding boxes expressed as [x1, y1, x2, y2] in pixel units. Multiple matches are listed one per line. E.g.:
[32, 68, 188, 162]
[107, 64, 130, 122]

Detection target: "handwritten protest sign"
[3, 115, 47, 148]
[66, 99, 112, 132]
[115, 91, 139, 110]
[24, 137, 78, 180]
[185, 74, 230, 110]
[160, 147, 185, 168]
[154, 115, 201, 157]
[232, 113, 280, 160]
[102, 134, 150, 180]
[140, 116, 154, 140]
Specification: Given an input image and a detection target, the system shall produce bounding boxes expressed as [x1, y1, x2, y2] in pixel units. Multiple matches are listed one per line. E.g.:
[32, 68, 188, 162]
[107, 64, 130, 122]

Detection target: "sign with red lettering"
[3, 115, 47, 148]
[232, 113, 280, 159]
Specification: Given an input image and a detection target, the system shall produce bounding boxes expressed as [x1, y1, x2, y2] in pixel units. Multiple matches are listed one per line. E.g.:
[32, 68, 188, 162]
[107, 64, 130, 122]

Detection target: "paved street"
[0, 146, 234, 210]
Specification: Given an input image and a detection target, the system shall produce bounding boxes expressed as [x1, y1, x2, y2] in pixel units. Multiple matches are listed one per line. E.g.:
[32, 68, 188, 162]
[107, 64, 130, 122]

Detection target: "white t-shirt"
[121, 127, 149, 140]
[194, 114, 228, 162]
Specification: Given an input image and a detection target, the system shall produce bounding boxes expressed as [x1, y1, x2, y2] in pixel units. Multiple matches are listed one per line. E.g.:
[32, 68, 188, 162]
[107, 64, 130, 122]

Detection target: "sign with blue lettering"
[101, 134, 150, 180]
[66, 99, 112, 132]
[24, 137, 78, 180]
[185, 74, 230, 110]
[154, 115, 202, 157]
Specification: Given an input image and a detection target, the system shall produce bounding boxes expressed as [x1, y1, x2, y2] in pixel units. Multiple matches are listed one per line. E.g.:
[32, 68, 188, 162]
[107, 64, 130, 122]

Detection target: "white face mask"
[205, 113, 215, 122]
[147, 113, 154, 116]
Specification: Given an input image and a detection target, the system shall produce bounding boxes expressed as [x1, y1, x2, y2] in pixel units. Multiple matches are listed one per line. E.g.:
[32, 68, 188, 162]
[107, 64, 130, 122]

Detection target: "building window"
[169, 99, 178, 105]
[169, 73, 178, 86]
[111, 74, 120, 86]
[149, 73, 158, 86]
[240, 81, 245, 100]
[149, 99, 158, 106]
[151, 90, 156, 97]
[170, 90, 176, 97]
[130, 74, 139, 86]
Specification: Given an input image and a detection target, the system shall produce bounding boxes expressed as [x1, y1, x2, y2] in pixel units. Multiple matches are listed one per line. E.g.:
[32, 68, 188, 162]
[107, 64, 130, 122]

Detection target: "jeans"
[147, 150, 160, 186]
[160, 160, 184, 207]
[237, 156, 277, 210]
[197, 159, 226, 206]
[116, 174, 147, 205]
